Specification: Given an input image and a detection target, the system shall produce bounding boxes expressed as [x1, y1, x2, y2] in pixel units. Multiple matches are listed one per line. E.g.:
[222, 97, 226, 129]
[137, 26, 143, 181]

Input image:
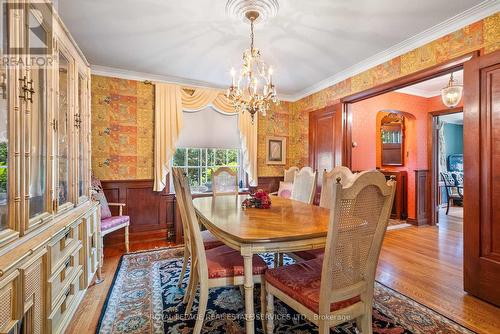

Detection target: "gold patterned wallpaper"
[91, 13, 500, 180]
[91, 76, 154, 180]
[287, 13, 500, 167]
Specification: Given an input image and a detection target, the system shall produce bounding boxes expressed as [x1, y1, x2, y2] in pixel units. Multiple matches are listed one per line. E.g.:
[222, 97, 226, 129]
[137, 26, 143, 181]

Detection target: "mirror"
[380, 113, 405, 166]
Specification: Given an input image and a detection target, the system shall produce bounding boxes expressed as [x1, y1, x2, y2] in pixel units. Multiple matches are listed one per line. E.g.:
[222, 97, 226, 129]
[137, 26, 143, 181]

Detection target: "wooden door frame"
[308, 105, 343, 168]
[339, 51, 478, 225]
[428, 107, 463, 226]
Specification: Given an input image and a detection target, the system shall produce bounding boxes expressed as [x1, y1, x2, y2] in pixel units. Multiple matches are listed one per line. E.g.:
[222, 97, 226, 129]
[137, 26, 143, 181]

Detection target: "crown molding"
[90, 65, 228, 91]
[91, 1, 498, 103]
[91, 64, 297, 101]
[284, 0, 499, 102]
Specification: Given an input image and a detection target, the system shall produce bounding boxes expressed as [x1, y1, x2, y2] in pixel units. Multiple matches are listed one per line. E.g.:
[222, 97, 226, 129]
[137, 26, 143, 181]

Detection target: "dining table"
[192, 194, 331, 334]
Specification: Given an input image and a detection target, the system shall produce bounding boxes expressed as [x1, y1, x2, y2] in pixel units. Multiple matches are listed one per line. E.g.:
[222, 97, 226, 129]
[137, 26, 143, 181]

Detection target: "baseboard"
[407, 217, 429, 226]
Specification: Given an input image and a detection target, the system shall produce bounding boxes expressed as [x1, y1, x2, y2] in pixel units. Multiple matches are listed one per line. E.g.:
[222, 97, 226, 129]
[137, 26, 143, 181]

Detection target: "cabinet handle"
[74, 113, 82, 128]
[18, 76, 35, 103]
[64, 286, 71, 300]
[65, 258, 71, 269]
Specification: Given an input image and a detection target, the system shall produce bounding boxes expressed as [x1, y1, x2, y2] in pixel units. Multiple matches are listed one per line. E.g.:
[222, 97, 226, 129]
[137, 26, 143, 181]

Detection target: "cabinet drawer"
[47, 243, 82, 310]
[48, 221, 81, 276]
[48, 269, 83, 334]
[0, 271, 18, 333]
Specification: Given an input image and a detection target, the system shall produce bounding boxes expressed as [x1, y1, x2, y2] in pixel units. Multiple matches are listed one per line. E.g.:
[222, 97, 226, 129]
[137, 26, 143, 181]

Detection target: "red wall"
[351, 91, 463, 220]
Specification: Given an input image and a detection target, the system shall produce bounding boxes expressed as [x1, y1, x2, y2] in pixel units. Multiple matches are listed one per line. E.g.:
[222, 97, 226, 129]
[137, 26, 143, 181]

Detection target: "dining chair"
[91, 173, 130, 253]
[264, 171, 396, 334]
[172, 168, 268, 334]
[272, 166, 299, 198]
[292, 166, 358, 261]
[212, 166, 238, 196]
[290, 167, 317, 204]
[284, 166, 299, 183]
[440, 171, 463, 215]
[174, 172, 224, 294]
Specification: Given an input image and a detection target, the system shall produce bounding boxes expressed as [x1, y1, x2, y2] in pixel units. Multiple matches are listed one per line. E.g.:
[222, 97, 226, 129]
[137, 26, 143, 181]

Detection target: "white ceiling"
[440, 112, 464, 124]
[58, 0, 496, 100]
[396, 70, 464, 98]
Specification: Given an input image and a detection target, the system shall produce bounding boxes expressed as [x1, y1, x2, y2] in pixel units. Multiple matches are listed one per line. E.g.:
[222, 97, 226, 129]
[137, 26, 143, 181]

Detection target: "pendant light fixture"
[441, 72, 463, 108]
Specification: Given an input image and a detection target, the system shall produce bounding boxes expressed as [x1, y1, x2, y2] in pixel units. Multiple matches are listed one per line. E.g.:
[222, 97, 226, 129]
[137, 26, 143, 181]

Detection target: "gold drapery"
[154, 83, 183, 191]
[153, 84, 258, 191]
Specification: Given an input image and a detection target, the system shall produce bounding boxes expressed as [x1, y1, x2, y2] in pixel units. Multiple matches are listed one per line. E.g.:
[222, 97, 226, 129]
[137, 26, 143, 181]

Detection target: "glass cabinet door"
[57, 52, 71, 208]
[0, 14, 9, 233]
[25, 7, 49, 228]
[77, 72, 88, 201]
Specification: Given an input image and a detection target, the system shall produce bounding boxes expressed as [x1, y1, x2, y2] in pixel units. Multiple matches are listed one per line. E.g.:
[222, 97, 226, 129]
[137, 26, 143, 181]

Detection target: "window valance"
[153, 83, 258, 191]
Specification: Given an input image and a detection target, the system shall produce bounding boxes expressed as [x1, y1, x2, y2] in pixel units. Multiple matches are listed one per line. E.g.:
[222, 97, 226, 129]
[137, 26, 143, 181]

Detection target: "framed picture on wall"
[266, 136, 286, 165]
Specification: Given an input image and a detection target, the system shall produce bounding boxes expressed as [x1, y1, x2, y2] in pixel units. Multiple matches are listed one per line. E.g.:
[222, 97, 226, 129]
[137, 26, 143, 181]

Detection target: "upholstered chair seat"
[91, 173, 130, 255]
[101, 216, 130, 231]
[201, 230, 224, 249]
[206, 245, 268, 279]
[265, 258, 360, 313]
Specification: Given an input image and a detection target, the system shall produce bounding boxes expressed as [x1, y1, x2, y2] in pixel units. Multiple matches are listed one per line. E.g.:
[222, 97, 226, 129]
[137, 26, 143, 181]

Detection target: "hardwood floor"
[67, 206, 500, 334]
[378, 205, 500, 334]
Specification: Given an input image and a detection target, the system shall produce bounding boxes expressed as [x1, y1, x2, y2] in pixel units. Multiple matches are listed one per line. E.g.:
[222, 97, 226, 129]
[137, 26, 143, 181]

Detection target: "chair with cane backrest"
[174, 172, 223, 296]
[290, 167, 317, 204]
[319, 166, 358, 209]
[172, 168, 268, 334]
[212, 167, 238, 196]
[292, 166, 358, 261]
[264, 171, 396, 334]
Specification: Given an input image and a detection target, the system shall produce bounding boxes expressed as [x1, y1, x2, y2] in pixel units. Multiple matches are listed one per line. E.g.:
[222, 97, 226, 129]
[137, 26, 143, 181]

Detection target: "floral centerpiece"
[242, 189, 271, 209]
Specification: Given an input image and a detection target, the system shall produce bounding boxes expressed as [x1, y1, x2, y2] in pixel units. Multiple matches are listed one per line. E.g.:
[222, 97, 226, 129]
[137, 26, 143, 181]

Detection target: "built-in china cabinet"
[0, 1, 99, 333]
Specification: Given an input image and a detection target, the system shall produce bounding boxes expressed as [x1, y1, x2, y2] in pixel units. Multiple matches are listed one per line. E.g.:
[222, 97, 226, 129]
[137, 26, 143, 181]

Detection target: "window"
[172, 148, 242, 192]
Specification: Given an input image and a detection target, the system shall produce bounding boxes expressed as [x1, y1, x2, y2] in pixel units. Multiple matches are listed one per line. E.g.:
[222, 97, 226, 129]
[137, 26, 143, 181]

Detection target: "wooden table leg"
[243, 253, 255, 334]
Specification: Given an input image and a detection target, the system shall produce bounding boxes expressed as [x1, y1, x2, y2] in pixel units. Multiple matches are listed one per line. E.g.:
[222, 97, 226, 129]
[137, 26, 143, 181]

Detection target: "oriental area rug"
[96, 247, 474, 334]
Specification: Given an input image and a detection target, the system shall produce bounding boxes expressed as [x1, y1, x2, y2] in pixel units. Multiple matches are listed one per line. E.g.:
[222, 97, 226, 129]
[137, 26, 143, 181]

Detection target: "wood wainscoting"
[100, 180, 175, 245]
[254, 176, 284, 193]
[379, 170, 408, 220]
[408, 170, 430, 226]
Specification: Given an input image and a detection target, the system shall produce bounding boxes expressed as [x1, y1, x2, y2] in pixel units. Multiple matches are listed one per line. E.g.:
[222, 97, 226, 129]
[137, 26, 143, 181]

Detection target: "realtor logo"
[2, 0, 54, 67]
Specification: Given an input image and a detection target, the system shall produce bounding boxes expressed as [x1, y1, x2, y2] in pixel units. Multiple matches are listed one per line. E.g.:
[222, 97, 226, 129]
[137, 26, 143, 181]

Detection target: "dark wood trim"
[308, 105, 343, 203]
[341, 103, 352, 168]
[308, 105, 338, 168]
[379, 170, 407, 220]
[463, 49, 500, 306]
[337, 52, 477, 227]
[340, 52, 479, 104]
[427, 107, 463, 225]
[408, 169, 430, 226]
[254, 176, 284, 193]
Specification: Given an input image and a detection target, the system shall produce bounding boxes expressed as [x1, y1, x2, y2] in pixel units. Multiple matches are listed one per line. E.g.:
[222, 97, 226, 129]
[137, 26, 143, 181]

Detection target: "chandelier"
[441, 72, 463, 108]
[226, 10, 278, 122]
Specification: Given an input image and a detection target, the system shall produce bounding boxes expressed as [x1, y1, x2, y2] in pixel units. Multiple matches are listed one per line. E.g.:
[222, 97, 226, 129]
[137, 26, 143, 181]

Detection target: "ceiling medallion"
[225, 1, 279, 122]
[441, 72, 463, 108]
[226, 0, 279, 24]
